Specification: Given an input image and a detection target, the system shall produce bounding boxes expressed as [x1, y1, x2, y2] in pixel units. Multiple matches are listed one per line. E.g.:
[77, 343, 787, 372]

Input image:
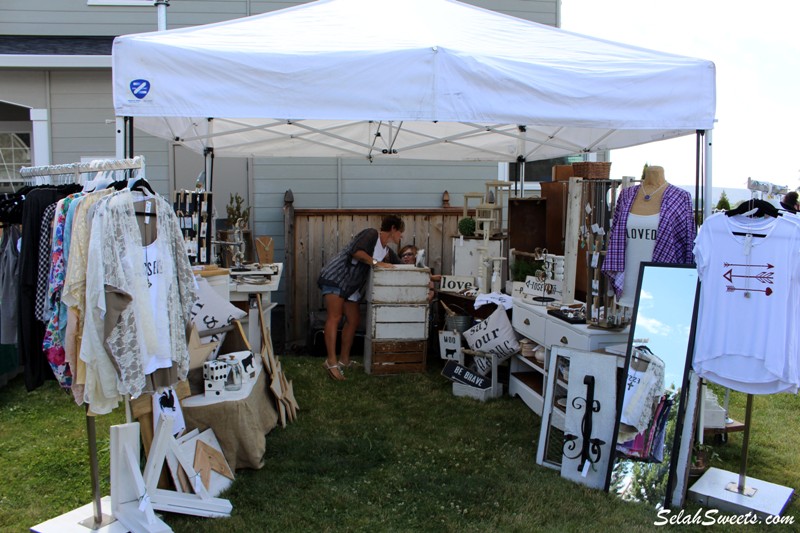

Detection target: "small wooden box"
[364, 339, 427, 375]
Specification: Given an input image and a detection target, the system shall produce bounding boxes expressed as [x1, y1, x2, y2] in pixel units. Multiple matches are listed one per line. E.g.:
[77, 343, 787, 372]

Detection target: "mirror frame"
[603, 262, 701, 507]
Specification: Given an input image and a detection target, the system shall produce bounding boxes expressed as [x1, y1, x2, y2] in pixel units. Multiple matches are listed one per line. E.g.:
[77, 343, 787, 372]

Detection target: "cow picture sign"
[438, 330, 463, 361]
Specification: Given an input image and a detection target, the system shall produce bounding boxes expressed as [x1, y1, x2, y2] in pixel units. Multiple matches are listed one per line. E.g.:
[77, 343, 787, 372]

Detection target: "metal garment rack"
[20, 156, 145, 530]
[690, 183, 794, 516]
[746, 177, 789, 198]
[18, 155, 145, 185]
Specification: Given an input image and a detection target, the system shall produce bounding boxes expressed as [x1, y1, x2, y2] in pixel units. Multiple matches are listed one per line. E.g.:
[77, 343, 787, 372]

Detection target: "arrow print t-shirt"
[693, 212, 800, 394]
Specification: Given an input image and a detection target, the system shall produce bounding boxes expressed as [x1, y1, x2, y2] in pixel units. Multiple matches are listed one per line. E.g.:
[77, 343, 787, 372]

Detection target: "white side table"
[229, 263, 283, 351]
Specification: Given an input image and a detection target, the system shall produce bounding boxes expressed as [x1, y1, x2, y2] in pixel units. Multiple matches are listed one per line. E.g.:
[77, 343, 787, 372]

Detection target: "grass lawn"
[1, 356, 797, 532]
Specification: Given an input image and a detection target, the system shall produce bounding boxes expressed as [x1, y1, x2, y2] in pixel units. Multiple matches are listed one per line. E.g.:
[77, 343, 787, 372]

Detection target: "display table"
[181, 357, 278, 471]
[229, 263, 282, 350]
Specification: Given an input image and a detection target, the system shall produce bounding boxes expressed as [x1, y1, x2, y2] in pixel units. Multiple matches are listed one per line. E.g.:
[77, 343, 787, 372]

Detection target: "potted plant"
[218, 192, 252, 266]
[458, 216, 476, 237]
[690, 442, 719, 480]
[226, 192, 250, 228]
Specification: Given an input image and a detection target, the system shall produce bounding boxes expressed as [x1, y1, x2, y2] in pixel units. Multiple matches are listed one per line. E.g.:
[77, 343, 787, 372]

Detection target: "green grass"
[1, 358, 798, 532]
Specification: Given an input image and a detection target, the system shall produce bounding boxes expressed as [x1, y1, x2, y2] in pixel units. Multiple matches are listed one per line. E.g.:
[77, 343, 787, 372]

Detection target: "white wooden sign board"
[512, 276, 563, 305]
[438, 275, 476, 294]
[560, 351, 617, 490]
[438, 330, 463, 362]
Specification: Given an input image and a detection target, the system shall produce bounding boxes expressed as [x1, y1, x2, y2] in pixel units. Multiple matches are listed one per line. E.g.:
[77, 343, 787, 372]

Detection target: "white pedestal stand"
[688, 394, 793, 518]
[31, 497, 129, 533]
[689, 467, 793, 518]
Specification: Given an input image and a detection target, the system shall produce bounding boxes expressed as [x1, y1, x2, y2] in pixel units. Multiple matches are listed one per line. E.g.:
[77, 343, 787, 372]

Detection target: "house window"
[509, 156, 581, 183]
[0, 132, 31, 187]
[87, 0, 153, 6]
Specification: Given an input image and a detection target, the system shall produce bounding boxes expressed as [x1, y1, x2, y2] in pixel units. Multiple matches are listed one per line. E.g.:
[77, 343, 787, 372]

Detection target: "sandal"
[338, 360, 359, 370]
[323, 361, 345, 381]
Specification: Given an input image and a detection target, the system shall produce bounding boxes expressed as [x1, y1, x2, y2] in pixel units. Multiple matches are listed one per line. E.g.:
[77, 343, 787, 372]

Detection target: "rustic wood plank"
[294, 213, 311, 342]
[288, 208, 466, 346]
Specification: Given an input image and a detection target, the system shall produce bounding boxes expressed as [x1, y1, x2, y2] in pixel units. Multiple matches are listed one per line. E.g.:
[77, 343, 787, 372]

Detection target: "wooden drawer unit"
[511, 301, 547, 344]
[364, 266, 430, 375]
[364, 339, 427, 375]
[544, 317, 628, 352]
[511, 296, 628, 422]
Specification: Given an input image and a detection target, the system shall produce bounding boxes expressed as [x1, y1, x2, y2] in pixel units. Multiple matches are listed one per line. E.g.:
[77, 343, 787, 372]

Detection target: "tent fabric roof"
[112, 0, 716, 162]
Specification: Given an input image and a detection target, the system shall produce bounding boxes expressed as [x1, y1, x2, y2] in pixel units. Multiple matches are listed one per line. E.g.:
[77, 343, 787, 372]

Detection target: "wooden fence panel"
[286, 205, 465, 346]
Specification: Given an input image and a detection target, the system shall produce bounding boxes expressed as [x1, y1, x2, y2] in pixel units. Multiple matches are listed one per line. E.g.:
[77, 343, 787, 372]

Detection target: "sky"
[560, 0, 800, 194]
[632, 266, 698, 389]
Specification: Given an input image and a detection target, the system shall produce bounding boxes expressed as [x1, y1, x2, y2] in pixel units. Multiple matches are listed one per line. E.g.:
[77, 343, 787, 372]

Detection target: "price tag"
[581, 460, 591, 478]
[138, 491, 151, 512]
[591, 252, 599, 268]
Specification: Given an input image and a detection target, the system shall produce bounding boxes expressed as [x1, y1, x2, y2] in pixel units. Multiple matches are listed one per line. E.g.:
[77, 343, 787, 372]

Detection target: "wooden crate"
[367, 304, 428, 339]
[368, 266, 430, 303]
[364, 339, 427, 375]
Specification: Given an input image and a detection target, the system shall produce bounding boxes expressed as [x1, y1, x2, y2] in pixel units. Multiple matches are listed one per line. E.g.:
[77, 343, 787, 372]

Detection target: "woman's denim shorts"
[320, 284, 344, 297]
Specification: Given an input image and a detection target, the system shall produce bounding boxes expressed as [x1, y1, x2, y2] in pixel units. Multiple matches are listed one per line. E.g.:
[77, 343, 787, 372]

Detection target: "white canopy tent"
[111, 0, 715, 165]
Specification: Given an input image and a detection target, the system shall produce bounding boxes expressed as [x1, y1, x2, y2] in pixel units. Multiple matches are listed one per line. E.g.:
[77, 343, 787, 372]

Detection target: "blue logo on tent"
[130, 79, 151, 99]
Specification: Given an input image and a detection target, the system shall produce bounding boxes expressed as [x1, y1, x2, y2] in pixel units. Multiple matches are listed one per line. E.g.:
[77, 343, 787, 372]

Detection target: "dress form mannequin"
[630, 165, 667, 216]
[602, 164, 695, 304]
[616, 165, 666, 307]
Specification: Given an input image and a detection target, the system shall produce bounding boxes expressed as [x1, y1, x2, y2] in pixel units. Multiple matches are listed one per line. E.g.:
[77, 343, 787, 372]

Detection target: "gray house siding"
[1, 0, 554, 36]
[0, 69, 170, 189]
[1, 0, 559, 308]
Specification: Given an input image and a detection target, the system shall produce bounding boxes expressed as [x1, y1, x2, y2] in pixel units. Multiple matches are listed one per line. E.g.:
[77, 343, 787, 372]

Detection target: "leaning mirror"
[604, 262, 700, 508]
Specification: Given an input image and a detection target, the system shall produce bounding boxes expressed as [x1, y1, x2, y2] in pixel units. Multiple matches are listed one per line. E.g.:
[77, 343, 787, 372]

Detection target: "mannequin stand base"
[688, 467, 793, 518]
[32, 497, 126, 532]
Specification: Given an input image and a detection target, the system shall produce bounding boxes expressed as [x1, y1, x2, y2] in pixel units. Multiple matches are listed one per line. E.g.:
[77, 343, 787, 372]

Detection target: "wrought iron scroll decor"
[562, 375, 605, 471]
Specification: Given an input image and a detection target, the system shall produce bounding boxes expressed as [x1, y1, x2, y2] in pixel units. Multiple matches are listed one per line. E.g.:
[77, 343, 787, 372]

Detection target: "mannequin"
[631, 166, 668, 216]
[602, 165, 695, 307]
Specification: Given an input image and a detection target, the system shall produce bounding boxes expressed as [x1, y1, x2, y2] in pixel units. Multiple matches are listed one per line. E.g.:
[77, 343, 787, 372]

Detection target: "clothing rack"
[689, 202, 794, 515]
[746, 177, 789, 197]
[21, 156, 150, 530]
[19, 155, 145, 184]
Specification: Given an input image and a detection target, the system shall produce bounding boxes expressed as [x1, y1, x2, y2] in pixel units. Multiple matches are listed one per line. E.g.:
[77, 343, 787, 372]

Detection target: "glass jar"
[224, 355, 243, 391]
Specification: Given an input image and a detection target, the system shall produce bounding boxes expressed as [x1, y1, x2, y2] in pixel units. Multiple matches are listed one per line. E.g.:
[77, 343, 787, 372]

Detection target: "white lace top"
[80, 191, 197, 414]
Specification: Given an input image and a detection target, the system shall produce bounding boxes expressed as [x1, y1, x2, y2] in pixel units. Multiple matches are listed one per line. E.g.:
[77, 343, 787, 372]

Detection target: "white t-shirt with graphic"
[142, 238, 174, 374]
[693, 213, 800, 394]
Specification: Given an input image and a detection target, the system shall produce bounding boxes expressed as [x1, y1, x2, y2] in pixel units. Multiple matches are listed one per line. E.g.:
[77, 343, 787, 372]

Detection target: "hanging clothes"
[0, 224, 21, 345]
[62, 189, 114, 405]
[43, 192, 86, 388]
[18, 185, 82, 391]
[693, 212, 800, 394]
[620, 347, 666, 434]
[602, 184, 696, 299]
[80, 190, 197, 414]
[0, 224, 22, 386]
